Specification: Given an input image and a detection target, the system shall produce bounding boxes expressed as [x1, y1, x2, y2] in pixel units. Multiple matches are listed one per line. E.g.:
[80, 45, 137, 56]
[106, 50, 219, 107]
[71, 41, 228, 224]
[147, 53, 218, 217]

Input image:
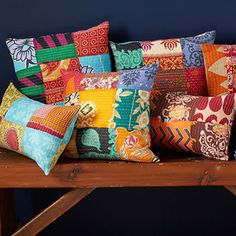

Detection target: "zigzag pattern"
[152, 121, 193, 152]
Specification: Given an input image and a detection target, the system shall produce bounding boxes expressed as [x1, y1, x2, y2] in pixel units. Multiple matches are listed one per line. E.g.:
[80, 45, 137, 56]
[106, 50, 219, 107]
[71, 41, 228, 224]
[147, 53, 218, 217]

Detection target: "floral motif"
[141, 41, 154, 51]
[160, 39, 180, 51]
[125, 135, 138, 149]
[7, 38, 36, 67]
[80, 65, 94, 74]
[65, 92, 80, 106]
[138, 90, 150, 104]
[136, 111, 149, 129]
[121, 71, 140, 86]
[168, 105, 189, 121]
[212, 124, 228, 136]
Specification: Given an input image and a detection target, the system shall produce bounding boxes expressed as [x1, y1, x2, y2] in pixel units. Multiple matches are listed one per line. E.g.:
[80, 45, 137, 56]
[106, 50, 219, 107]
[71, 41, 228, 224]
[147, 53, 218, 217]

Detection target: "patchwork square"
[151, 92, 236, 160]
[201, 44, 236, 96]
[6, 21, 111, 104]
[0, 83, 79, 175]
[62, 63, 160, 162]
[110, 31, 216, 96]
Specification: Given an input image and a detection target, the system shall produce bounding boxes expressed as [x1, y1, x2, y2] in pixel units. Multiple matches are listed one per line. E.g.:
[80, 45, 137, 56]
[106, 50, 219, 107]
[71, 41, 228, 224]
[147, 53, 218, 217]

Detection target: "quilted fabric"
[110, 31, 216, 96]
[6, 22, 111, 104]
[62, 63, 160, 162]
[151, 92, 236, 160]
[0, 83, 79, 175]
[201, 44, 236, 96]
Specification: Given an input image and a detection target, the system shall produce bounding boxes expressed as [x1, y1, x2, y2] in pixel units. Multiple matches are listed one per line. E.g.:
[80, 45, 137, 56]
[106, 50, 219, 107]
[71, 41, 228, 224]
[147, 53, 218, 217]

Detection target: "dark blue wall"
[1, 0, 236, 235]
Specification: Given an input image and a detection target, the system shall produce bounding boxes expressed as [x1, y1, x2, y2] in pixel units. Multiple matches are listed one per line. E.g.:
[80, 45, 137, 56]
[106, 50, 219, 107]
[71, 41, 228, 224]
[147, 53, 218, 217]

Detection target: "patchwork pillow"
[62, 63, 160, 162]
[151, 92, 236, 160]
[0, 83, 79, 175]
[6, 21, 111, 104]
[110, 31, 216, 96]
[201, 44, 236, 96]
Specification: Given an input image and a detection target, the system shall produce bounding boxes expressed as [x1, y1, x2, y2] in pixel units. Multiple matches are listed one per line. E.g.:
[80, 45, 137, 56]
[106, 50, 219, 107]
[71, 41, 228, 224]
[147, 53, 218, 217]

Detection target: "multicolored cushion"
[151, 92, 236, 160]
[0, 83, 79, 175]
[6, 21, 111, 104]
[110, 31, 216, 96]
[62, 63, 160, 162]
[201, 44, 236, 96]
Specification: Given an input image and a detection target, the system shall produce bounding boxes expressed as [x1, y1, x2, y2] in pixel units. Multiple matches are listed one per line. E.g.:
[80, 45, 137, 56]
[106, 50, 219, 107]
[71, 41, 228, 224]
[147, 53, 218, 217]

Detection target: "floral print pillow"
[110, 31, 216, 97]
[151, 92, 236, 160]
[6, 22, 111, 104]
[0, 83, 79, 175]
[62, 63, 160, 162]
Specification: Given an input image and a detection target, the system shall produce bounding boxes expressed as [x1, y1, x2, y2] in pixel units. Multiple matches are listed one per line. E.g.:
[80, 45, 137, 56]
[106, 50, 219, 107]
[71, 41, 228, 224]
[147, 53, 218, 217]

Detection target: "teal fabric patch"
[5, 97, 43, 126]
[22, 127, 61, 175]
[114, 89, 150, 131]
[79, 54, 111, 73]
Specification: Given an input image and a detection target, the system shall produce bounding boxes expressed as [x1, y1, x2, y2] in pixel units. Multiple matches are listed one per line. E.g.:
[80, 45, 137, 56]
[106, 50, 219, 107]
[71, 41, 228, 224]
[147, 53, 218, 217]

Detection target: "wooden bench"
[1, 147, 236, 236]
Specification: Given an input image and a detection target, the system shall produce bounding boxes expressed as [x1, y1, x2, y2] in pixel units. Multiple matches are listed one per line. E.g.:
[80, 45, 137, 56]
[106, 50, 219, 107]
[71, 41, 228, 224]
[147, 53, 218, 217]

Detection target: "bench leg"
[0, 189, 17, 236]
[12, 188, 95, 236]
[224, 186, 236, 196]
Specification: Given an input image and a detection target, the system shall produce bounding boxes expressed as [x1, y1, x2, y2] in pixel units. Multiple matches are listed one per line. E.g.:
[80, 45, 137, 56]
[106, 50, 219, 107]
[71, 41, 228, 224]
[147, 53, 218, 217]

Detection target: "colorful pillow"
[62, 63, 160, 162]
[151, 92, 236, 160]
[0, 83, 79, 175]
[201, 44, 236, 96]
[110, 31, 216, 96]
[6, 21, 111, 104]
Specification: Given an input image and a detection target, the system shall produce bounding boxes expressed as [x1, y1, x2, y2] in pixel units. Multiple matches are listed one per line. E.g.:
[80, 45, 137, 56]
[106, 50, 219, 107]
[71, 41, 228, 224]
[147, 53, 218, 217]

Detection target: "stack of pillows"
[0, 21, 235, 175]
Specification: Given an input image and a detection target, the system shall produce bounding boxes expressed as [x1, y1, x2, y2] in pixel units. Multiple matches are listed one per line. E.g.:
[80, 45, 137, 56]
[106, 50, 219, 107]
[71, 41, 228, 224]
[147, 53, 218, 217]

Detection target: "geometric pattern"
[62, 63, 160, 162]
[151, 92, 236, 161]
[6, 22, 111, 104]
[0, 83, 79, 175]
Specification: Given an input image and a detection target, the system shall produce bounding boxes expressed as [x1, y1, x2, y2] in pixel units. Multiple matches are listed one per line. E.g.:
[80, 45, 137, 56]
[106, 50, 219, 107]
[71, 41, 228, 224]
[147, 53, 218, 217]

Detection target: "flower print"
[212, 124, 228, 137]
[125, 135, 138, 149]
[65, 92, 79, 106]
[168, 105, 189, 121]
[7, 38, 36, 67]
[121, 71, 140, 86]
[160, 39, 180, 51]
[138, 90, 150, 104]
[141, 41, 154, 51]
[136, 110, 149, 129]
[223, 45, 236, 57]
[144, 64, 158, 81]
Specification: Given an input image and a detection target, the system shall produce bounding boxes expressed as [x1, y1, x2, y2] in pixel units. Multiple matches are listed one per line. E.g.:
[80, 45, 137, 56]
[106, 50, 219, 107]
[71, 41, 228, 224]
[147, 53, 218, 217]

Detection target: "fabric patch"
[6, 22, 111, 104]
[151, 92, 236, 160]
[110, 41, 144, 70]
[76, 128, 119, 159]
[6, 38, 37, 72]
[0, 83, 79, 175]
[79, 54, 111, 73]
[201, 44, 236, 96]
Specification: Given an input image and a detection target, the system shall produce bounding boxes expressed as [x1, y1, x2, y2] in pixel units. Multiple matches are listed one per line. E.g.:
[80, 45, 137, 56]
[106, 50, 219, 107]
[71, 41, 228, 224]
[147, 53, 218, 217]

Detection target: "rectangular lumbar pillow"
[0, 83, 79, 175]
[62, 63, 160, 162]
[6, 21, 111, 104]
[110, 31, 216, 96]
[201, 44, 236, 96]
[151, 92, 236, 160]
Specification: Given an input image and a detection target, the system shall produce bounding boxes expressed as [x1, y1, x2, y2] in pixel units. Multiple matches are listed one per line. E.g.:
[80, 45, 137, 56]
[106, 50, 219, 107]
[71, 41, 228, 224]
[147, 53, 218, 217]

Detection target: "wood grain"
[1, 148, 236, 188]
[12, 188, 94, 236]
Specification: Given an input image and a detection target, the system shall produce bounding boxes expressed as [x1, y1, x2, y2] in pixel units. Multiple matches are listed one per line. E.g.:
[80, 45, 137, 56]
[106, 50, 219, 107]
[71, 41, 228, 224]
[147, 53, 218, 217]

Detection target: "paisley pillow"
[110, 31, 216, 96]
[6, 21, 111, 104]
[0, 83, 79, 175]
[62, 63, 160, 162]
[151, 92, 236, 160]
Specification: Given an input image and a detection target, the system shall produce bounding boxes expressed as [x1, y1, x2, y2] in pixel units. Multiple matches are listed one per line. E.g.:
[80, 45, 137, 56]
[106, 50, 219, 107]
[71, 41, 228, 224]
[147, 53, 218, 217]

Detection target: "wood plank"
[0, 189, 17, 236]
[224, 186, 236, 196]
[1, 148, 236, 188]
[12, 188, 94, 236]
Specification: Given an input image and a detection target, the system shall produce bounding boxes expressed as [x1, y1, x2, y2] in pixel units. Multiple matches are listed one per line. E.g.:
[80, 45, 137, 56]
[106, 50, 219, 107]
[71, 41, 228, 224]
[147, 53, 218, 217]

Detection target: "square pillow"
[201, 44, 236, 96]
[62, 63, 160, 162]
[6, 21, 111, 104]
[0, 83, 79, 175]
[110, 31, 216, 96]
[151, 92, 236, 160]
